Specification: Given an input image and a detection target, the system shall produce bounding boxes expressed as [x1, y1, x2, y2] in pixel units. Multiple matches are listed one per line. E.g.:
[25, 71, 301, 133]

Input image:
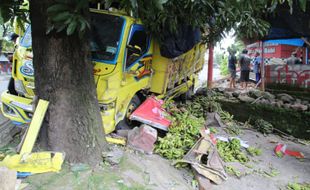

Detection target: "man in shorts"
[239, 49, 251, 89]
[228, 50, 237, 88]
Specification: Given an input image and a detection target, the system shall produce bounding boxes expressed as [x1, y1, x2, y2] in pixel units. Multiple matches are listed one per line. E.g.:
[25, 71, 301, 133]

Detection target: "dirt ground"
[212, 128, 310, 190]
[17, 126, 309, 190]
[23, 148, 193, 190]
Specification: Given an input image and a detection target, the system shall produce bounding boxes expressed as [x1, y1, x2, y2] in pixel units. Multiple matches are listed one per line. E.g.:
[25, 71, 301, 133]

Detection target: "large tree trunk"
[29, 0, 107, 166]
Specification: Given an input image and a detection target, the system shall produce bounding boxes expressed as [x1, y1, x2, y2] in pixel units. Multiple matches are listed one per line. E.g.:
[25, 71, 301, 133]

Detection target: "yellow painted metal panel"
[106, 137, 126, 145]
[20, 99, 49, 154]
[0, 152, 64, 174]
[150, 42, 205, 95]
[1, 91, 33, 123]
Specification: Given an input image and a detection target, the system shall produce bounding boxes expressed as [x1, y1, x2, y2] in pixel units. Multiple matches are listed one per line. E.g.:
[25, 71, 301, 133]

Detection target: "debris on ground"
[193, 170, 212, 190]
[127, 124, 157, 154]
[216, 136, 249, 148]
[1, 87, 309, 189]
[254, 119, 274, 134]
[0, 100, 65, 175]
[155, 102, 204, 160]
[0, 152, 65, 173]
[130, 96, 171, 131]
[225, 165, 243, 178]
[246, 146, 263, 156]
[274, 144, 304, 158]
[205, 112, 226, 128]
[287, 182, 310, 190]
[106, 136, 126, 146]
[102, 147, 125, 165]
[0, 146, 16, 161]
[175, 134, 227, 185]
[223, 122, 242, 135]
[216, 138, 249, 163]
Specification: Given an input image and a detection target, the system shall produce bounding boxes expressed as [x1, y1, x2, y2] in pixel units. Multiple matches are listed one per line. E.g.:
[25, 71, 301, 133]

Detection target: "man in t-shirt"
[286, 52, 301, 65]
[228, 50, 237, 88]
[239, 49, 251, 89]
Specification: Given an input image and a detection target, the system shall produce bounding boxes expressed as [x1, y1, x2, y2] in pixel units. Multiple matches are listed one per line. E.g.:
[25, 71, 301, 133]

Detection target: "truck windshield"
[19, 13, 124, 62]
[90, 13, 124, 62]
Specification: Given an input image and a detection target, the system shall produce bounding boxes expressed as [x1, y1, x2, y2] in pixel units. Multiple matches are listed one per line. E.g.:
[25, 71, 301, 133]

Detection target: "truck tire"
[116, 95, 141, 130]
[8, 77, 18, 95]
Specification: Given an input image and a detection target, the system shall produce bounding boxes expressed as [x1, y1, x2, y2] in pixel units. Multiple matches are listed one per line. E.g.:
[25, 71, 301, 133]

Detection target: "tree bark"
[29, 0, 107, 166]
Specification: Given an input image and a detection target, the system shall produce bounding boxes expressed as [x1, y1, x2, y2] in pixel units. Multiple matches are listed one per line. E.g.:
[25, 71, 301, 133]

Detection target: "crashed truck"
[1, 8, 205, 134]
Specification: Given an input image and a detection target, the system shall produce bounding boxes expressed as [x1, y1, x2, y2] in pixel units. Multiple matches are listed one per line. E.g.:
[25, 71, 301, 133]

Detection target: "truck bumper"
[101, 108, 116, 135]
[1, 91, 33, 124]
[1, 91, 117, 134]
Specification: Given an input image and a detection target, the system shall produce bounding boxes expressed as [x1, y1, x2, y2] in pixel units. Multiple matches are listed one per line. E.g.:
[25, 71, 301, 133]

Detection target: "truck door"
[123, 24, 152, 81]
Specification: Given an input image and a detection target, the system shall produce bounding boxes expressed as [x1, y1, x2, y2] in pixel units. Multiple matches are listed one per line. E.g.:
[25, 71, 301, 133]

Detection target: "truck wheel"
[116, 95, 141, 130]
[8, 77, 18, 95]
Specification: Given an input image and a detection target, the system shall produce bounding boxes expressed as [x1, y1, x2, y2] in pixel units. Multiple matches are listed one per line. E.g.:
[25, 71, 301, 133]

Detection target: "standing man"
[286, 52, 301, 65]
[253, 52, 261, 84]
[228, 49, 237, 88]
[239, 49, 251, 89]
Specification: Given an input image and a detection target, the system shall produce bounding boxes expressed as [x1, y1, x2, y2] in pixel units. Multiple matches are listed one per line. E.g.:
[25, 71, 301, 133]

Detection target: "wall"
[265, 64, 310, 88]
[219, 100, 310, 140]
[247, 41, 310, 64]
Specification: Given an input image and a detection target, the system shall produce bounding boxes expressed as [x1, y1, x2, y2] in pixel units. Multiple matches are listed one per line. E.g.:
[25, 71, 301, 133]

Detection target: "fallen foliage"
[247, 147, 263, 156]
[255, 119, 273, 134]
[287, 183, 310, 190]
[155, 103, 204, 160]
[216, 139, 249, 163]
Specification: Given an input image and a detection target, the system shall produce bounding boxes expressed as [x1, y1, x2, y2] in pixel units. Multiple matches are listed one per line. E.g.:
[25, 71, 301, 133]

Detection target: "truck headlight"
[14, 79, 27, 96]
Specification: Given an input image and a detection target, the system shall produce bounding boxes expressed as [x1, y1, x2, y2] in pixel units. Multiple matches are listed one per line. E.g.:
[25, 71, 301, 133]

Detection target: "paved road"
[0, 74, 10, 97]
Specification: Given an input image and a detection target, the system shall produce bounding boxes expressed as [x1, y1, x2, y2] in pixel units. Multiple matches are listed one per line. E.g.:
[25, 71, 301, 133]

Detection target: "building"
[247, 40, 309, 65]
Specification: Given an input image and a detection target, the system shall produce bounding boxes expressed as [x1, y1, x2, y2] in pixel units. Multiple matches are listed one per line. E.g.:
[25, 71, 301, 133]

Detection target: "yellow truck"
[1, 9, 205, 134]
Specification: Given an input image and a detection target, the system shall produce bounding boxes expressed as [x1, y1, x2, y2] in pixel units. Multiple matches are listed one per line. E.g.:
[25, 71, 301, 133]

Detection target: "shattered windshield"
[19, 13, 124, 63]
[90, 13, 124, 63]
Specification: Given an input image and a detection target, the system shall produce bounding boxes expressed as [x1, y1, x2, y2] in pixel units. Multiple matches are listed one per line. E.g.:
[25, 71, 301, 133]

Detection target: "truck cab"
[1, 9, 205, 134]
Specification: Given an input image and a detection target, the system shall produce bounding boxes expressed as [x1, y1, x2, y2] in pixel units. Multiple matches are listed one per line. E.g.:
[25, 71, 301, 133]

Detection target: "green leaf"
[154, 0, 168, 10]
[299, 0, 307, 12]
[47, 4, 69, 13]
[64, 17, 73, 25]
[52, 11, 71, 22]
[79, 20, 86, 32]
[56, 24, 67, 33]
[46, 25, 54, 34]
[66, 20, 77, 35]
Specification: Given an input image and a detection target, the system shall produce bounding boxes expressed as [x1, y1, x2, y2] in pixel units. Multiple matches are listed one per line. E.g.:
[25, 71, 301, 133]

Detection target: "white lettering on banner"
[264, 48, 275, 54]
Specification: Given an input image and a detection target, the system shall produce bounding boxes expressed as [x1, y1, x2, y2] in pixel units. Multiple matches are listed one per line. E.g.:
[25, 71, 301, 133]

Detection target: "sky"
[214, 30, 236, 55]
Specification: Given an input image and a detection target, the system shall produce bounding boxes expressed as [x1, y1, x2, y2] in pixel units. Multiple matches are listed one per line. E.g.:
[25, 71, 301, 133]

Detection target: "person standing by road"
[253, 52, 262, 84]
[239, 49, 251, 89]
[228, 49, 237, 88]
[286, 52, 301, 65]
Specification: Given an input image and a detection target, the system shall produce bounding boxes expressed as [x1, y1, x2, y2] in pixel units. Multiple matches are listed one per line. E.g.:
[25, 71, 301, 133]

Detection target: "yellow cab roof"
[89, 8, 143, 25]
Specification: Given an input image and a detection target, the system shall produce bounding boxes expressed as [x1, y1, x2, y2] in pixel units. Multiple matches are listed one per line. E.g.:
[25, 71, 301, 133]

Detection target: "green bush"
[220, 55, 229, 76]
